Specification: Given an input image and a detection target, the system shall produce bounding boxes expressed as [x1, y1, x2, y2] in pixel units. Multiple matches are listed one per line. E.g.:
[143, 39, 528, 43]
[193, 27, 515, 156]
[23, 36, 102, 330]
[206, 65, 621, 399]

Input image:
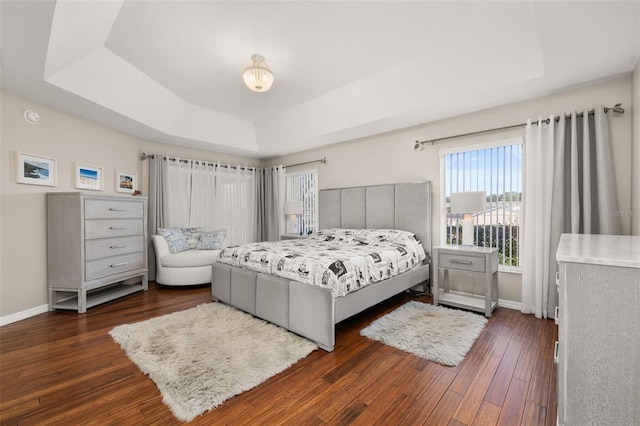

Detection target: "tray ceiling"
[2, 1, 639, 158]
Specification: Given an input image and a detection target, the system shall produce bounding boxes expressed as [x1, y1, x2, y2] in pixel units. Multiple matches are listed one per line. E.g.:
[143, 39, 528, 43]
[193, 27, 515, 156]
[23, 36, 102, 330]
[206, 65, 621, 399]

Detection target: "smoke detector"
[23, 109, 40, 124]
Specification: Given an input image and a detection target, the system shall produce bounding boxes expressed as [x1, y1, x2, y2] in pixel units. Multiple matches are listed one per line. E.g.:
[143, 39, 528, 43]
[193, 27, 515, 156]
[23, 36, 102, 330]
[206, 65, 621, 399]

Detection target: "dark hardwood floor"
[1, 283, 557, 425]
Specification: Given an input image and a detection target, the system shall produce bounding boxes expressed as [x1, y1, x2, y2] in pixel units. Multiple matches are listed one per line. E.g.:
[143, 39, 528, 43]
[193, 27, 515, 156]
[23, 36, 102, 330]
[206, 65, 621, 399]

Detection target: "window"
[440, 137, 523, 271]
[285, 169, 318, 236]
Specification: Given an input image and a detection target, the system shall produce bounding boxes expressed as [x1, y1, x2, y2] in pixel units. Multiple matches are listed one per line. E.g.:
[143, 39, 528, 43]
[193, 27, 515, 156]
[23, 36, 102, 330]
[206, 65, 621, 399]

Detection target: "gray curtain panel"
[523, 108, 621, 318]
[256, 166, 285, 242]
[546, 109, 620, 315]
[147, 155, 165, 281]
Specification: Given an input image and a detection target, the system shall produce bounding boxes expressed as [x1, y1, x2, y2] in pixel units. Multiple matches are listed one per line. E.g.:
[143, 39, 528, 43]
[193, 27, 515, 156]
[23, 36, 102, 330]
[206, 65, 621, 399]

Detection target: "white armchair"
[151, 234, 221, 286]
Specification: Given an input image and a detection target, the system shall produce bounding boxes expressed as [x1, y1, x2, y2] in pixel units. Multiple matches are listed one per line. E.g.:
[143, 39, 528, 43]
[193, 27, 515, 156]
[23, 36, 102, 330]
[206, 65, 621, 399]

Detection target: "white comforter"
[216, 228, 426, 297]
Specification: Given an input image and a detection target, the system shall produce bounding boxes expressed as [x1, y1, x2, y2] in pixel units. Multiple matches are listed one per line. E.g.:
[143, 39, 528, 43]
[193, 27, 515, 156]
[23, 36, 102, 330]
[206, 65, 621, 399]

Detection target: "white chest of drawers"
[47, 193, 148, 313]
[555, 233, 640, 426]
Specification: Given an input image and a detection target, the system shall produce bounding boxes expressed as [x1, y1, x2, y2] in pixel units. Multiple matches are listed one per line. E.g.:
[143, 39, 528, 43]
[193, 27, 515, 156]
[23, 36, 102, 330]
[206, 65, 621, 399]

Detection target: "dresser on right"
[555, 233, 640, 426]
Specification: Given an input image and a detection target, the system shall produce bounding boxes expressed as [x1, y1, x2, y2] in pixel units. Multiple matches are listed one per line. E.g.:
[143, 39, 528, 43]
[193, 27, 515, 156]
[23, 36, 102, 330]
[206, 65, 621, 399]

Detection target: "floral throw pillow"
[179, 227, 202, 249]
[157, 228, 191, 254]
[196, 229, 227, 250]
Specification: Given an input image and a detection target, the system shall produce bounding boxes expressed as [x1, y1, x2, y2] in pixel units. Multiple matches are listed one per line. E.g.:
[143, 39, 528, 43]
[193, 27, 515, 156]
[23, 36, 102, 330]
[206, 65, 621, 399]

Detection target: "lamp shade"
[450, 191, 486, 213]
[284, 200, 303, 215]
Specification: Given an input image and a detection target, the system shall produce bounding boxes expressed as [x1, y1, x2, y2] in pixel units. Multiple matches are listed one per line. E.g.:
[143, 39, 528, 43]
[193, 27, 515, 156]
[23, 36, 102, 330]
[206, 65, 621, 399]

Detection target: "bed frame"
[211, 181, 432, 351]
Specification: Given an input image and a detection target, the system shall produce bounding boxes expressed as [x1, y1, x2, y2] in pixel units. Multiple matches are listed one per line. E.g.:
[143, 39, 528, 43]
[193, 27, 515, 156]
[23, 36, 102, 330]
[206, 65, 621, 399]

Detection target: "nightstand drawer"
[439, 253, 485, 272]
[281, 234, 303, 240]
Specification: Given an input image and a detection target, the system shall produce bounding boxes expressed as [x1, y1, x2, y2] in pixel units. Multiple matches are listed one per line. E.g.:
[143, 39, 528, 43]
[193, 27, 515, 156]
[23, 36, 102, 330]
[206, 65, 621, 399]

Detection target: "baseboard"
[0, 304, 49, 326]
[498, 298, 522, 311]
[441, 290, 522, 312]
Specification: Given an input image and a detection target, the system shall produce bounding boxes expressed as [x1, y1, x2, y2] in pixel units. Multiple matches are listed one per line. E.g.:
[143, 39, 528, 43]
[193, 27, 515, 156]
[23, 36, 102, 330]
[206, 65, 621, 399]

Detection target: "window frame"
[284, 168, 319, 236]
[439, 136, 523, 273]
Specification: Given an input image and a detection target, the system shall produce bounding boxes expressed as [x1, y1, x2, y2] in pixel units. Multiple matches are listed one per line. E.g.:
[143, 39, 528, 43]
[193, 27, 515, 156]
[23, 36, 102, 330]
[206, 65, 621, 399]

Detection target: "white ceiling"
[2, 1, 639, 158]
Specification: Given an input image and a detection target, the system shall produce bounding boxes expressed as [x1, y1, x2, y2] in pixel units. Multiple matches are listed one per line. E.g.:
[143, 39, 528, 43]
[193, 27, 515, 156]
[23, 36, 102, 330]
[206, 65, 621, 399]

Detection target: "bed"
[211, 181, 432, 351]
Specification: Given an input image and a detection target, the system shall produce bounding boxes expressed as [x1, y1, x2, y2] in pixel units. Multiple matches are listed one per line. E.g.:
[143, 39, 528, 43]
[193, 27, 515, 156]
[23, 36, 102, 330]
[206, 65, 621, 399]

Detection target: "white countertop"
[556, 234, 640, 268]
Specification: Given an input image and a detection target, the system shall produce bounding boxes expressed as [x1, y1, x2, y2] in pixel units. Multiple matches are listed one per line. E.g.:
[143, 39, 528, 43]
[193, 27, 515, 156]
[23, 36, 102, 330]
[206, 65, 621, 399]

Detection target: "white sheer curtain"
[159, 159, 258, 246]
[521, 108, 620, 318]
[521, 116, 556, 319]
[162, 158, 192, 228]
[189, 161, 217, 230]
[213, 166, 257, 246]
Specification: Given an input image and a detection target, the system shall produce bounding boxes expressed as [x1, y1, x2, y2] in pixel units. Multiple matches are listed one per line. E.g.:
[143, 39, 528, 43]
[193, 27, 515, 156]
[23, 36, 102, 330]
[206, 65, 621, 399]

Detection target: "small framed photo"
[15, 152, 57, 186]
[115, 170, 137, 194]
[75, 162, 103, 191]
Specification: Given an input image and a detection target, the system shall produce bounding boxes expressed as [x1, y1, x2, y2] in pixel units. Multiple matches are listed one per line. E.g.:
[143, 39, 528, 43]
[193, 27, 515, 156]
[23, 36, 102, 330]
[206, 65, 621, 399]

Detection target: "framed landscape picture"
[116, 170, 137, 194]
[15, 152, 57, 186]
[75, 162, 103, 191]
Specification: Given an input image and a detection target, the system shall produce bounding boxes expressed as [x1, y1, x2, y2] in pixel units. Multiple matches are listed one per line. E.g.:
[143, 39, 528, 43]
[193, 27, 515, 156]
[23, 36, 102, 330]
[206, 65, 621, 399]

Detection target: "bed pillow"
[366, 229, 426, 261]
[316, 228, 400, 245]
[316, 228, 358, 243]
[196, 229, 227, 250]
[157, 228, 191, 254]
[315, 228, 425, 260]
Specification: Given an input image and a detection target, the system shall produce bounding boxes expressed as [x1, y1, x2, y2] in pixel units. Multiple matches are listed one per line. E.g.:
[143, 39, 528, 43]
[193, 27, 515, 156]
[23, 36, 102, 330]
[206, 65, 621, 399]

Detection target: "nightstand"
[432, 245, 499, 317]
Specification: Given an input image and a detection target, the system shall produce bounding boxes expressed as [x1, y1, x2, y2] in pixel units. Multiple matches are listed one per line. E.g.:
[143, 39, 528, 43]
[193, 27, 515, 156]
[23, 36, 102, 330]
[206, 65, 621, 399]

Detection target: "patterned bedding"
[216, 228, 427, 297]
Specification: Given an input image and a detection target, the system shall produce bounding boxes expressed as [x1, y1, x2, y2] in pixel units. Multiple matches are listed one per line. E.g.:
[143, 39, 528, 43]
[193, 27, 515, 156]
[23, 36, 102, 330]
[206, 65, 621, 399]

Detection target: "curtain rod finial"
[605, 103, 624, 114]
[414, 140, 430, 151]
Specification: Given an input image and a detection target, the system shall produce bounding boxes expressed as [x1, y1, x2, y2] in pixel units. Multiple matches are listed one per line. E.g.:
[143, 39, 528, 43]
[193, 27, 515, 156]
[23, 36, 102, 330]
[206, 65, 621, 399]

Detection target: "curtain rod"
[142, 152, 324, 170]
[413, 103, 624, 150]
[285, 157, 327, 168]
[140, 153, 254, 170]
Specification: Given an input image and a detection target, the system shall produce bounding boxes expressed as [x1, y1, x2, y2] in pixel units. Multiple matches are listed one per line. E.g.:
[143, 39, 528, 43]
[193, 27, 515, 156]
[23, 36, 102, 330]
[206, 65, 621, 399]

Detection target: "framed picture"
[115, 170, 137, 194]
[75, 162, 103, 191]
[15, 152, 57, 186]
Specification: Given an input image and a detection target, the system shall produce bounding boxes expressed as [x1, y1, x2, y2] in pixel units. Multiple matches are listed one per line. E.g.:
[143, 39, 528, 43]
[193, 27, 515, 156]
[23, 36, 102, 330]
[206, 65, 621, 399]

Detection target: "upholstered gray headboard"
[319, 181, 432, 261]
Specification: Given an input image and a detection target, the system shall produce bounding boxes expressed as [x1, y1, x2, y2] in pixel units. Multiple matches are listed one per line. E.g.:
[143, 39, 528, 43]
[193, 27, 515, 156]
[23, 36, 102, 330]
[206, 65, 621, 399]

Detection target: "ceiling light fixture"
[242, 54, 274, 92]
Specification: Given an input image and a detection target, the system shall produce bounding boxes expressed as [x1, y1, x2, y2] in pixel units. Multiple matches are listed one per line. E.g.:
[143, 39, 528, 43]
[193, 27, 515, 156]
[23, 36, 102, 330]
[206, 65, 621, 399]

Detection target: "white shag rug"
[360, 301, 487, 366]
[109, 302, 317, 422]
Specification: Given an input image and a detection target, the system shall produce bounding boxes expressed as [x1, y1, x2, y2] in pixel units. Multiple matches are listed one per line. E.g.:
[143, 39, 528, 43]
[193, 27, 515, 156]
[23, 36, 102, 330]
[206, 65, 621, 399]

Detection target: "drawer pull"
[109, 227, 126, 231]
[554, 306, 559, 325]
[110, 262, 128, 268]
[450, 259, 473, 265]
[110, 245, 127, 249]
[108, 208, 126, 212]
[553, 341, 559, 364]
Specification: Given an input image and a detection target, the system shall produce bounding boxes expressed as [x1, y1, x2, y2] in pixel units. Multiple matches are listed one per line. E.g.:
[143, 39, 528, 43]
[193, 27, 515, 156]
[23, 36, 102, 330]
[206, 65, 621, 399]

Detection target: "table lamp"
[450, 191, 486, 246]
[284, 200, 303, 234]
